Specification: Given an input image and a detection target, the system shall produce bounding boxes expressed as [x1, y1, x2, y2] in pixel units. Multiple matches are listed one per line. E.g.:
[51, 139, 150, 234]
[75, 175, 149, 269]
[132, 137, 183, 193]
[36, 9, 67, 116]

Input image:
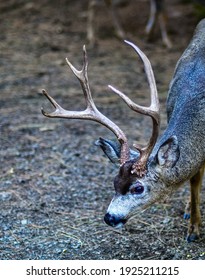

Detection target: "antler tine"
[125, 40, 159, 116]
[65, 46, 91, 104]
[41, 89, 68, 117]
[109, 40, 160, 177]
[41, 46, 130, 164]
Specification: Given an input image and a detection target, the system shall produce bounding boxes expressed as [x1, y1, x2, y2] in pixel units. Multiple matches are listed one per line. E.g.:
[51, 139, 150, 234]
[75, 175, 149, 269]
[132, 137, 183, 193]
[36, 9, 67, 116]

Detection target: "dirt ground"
[0, 0, 205, 260]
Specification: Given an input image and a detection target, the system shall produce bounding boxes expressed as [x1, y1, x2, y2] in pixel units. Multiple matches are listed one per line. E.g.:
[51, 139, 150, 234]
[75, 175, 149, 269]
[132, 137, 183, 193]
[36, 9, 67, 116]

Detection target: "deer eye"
[130, 183, 144, 195]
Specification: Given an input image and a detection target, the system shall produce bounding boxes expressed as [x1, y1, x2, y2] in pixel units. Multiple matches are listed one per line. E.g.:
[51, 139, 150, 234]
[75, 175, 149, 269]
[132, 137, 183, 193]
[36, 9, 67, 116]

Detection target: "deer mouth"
[114, 221, 127, 229]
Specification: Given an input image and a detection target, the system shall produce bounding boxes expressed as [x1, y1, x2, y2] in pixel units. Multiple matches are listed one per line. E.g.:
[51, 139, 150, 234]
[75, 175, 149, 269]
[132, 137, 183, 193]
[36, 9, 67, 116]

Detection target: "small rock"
[21, 219, 28, 225]
[0, 192, 12, 201]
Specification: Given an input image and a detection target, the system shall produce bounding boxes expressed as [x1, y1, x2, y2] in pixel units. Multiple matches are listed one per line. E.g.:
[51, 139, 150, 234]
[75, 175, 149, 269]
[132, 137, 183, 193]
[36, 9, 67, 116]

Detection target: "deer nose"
[104, 213, 126, 227]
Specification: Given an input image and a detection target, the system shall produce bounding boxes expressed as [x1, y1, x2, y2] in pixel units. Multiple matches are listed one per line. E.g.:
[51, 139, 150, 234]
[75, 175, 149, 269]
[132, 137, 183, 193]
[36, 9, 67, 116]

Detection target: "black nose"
[104, 213, 126, 227]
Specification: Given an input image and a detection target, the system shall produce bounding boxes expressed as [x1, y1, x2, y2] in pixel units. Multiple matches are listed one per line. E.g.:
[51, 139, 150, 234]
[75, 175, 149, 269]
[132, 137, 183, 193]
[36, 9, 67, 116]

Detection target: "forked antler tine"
[41, 46, 130, 164]
[109, 40, 159, 122]
[109, 40, 160, 176]
[41, 89, 68, 117]
[66, 45, 94, 109]
[124, 40, 159, 116]
[65, 46, 88, 82]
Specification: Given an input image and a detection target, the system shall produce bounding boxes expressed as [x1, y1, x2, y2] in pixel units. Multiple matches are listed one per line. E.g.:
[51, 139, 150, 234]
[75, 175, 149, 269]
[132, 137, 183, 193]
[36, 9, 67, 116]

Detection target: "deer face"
[103, 136, 180, 228]
[104, 160, 160, 228]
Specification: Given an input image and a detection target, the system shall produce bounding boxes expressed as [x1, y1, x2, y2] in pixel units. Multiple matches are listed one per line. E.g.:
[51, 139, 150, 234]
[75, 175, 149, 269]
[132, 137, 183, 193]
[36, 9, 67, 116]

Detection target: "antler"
[41, 45, 130, 164]
[109, 40, 160, 177]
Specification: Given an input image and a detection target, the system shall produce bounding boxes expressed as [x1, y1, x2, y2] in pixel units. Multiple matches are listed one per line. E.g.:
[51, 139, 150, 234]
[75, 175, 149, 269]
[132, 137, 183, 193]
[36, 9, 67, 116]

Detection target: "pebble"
[0, 192, 12, 201]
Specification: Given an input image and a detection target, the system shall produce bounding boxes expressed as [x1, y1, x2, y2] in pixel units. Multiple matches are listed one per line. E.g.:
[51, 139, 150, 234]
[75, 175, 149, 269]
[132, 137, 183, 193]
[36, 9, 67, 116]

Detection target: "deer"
[41, 18, 205, 242]
[87, 0, 126, 46]
[87, 0, 172, 48]
[145, 0, 172, 48]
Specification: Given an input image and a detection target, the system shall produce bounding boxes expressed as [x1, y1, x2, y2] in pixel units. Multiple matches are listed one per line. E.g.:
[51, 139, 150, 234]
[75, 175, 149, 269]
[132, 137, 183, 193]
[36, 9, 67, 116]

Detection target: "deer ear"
[95, 138, 121, 164]
[95, 137, 139, 164]
[157, 136, 180, 168]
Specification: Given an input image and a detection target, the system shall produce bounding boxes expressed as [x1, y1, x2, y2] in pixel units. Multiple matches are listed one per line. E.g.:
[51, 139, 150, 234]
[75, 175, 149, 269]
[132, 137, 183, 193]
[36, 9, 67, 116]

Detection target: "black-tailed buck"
[41, 19, 205, 242]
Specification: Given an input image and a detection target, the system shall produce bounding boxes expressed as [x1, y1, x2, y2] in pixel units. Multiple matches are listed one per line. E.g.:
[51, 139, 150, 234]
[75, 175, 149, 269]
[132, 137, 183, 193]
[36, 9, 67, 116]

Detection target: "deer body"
[154, 19, 205, 186]
[42, 19, 205, 242]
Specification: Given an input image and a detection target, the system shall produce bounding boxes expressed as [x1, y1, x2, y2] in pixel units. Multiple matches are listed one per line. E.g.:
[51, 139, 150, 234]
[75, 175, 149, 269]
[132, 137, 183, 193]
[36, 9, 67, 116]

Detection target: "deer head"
[103, 135, 180, 228]
[41, 41, 165, 228]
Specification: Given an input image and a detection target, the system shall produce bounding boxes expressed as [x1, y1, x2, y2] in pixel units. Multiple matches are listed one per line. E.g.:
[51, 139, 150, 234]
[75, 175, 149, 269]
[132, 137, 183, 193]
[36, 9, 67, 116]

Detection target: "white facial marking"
[107, 194, 139, 219]
[107, 183, 154, 222]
